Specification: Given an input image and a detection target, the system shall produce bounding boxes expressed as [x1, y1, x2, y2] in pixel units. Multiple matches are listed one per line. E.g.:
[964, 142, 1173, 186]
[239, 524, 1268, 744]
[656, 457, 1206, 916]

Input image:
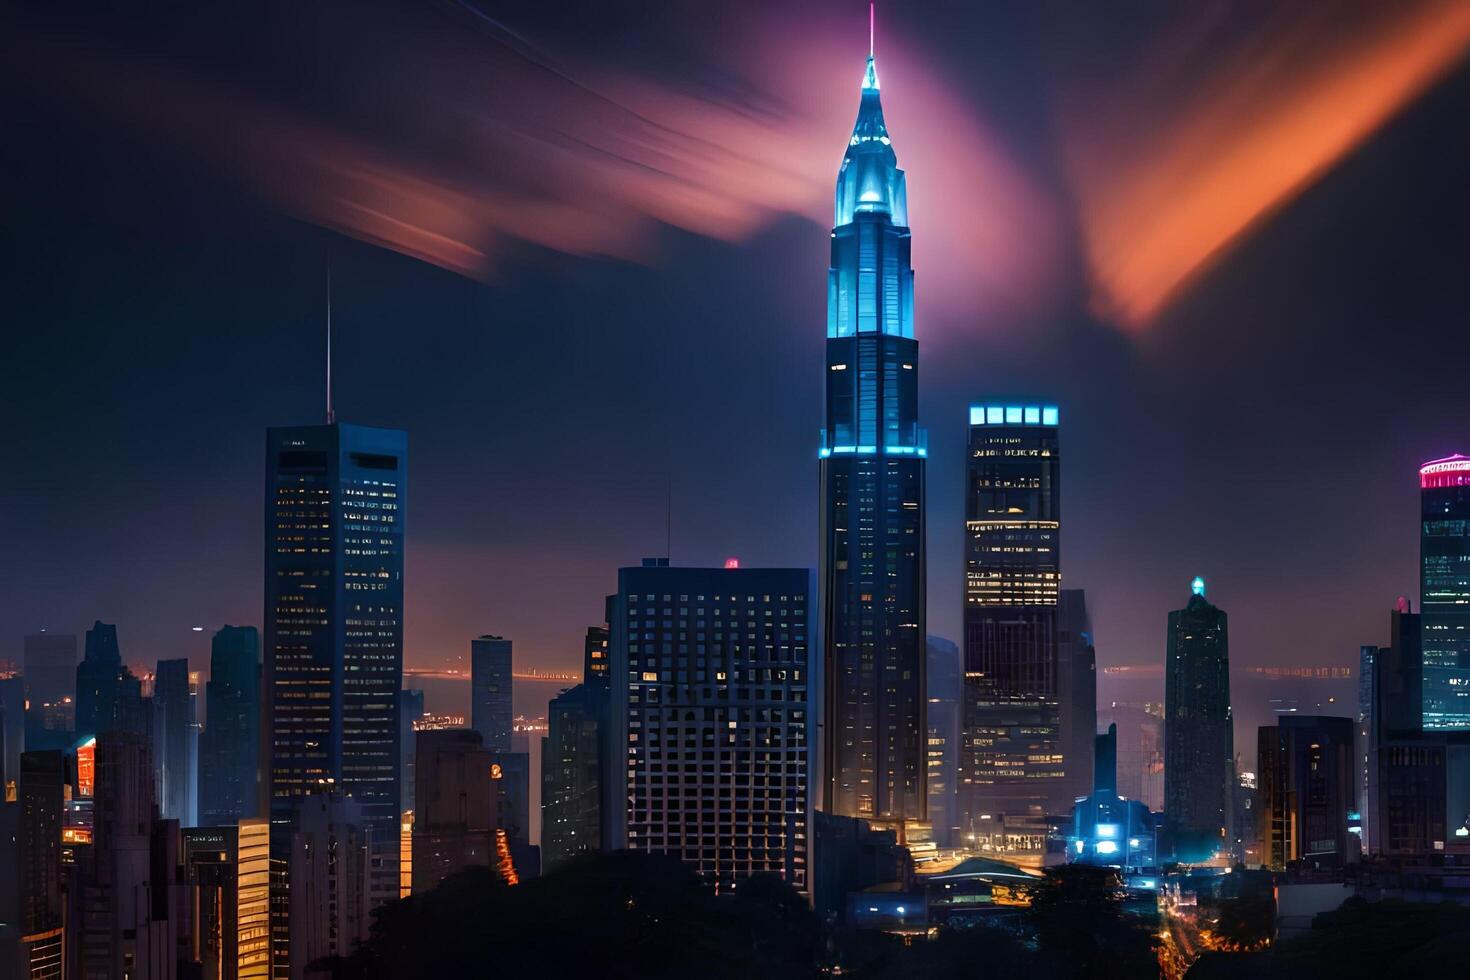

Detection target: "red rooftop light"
[1420, 454, 1470, 489]
[724, 557, 740, 569]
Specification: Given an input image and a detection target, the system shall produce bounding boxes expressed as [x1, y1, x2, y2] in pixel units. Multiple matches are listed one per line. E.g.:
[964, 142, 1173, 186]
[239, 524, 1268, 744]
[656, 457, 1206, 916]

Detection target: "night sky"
[5, 1, 1470, 754]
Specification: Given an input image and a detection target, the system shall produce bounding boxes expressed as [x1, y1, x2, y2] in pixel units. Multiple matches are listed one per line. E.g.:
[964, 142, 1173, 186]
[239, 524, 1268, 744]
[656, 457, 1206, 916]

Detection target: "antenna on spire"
[869, 2, 875, 58]
[326, 262, 336, 425]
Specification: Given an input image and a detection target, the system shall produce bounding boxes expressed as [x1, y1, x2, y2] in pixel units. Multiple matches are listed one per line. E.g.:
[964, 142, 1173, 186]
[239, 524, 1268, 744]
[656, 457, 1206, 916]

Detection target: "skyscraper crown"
[835, 53, 907, 226]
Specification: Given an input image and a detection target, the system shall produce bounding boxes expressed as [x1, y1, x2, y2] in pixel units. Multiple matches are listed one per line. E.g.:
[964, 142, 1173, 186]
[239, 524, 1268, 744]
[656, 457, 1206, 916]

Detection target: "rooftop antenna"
[869, 2, 875, 58]
[326, 262, 336, 425]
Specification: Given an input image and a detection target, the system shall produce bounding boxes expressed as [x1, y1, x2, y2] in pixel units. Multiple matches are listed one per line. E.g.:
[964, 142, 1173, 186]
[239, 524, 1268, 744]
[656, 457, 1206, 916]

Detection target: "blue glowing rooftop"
[968, 404, 1059, 427]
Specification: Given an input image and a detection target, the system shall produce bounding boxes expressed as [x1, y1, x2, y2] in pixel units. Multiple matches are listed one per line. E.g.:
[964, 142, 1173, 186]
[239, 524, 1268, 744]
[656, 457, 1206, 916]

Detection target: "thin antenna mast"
[869, 2, 875, 57]
[326, 263, 336, 425]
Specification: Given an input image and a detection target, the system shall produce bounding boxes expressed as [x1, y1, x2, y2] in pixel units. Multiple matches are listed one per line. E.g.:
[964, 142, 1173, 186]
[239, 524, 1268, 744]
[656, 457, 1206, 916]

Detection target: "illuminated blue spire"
[835, 51, 907, 227]
[1192, 576, 1207, 597]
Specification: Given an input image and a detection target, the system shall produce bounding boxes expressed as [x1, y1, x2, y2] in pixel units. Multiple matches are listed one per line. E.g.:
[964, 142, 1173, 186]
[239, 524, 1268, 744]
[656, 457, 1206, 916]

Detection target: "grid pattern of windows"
[613, 567, 810, 895]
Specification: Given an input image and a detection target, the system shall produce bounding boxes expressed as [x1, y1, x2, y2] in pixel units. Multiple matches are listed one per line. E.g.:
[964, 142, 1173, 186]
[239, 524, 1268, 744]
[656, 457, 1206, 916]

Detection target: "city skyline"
[4, 3, 1470, 975]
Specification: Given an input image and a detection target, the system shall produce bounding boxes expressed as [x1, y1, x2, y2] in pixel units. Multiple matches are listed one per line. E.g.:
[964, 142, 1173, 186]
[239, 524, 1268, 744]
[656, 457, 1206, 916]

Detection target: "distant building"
[263, 422, 406, 914]
[812, 811, 916, 924]
[609, 561, 812, 894]
[818, 47, 927, 840]
[541, 628, 609, 872]
[1257, 715, 1356, 869]
[154, 657, 199, 827]
[23, 632, 77, 744]
[1058, 590, 1097, 807]
[1357, 643, 1376, 848]
[1365, 607, 1423, 854]
[471, 635, 513, 755]
[200, 626, 261, 828]
[961, 403, 1065, 863]
[1420, 455, 1470, 729]
[74, 620, 149, 741]
[0, 676, 22, 789]
[1164, 578, 1233, 859]
[926, 636, 960, 848]
[412, 729, 498, 892]
[1102, 702, 1164, 813]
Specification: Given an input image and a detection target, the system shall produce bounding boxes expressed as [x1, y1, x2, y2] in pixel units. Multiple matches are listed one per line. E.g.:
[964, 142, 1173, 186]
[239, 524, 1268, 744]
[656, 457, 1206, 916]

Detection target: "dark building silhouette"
[961, 403, 1063, 862]
[412, 729, 499, 893]
[926, 636, 961, 848]
[1365, 606, 1422, 854]
[154, 657, 198, 827]
[1420, 455, 1470, 729]
[1067, 724, 1156, 871]
[471, 635, 513, 755]
[541, 626, 610, 873]
[287, 793, 369, 980]
[1059, 589, 1098, 807]
[819, 47, 928, 838]
[200, 625, 261, 827]
[22, 632, 77, 746]
[1102, 701, 1164, 813]
[263, 422, 405, 914]
[1164, 578, 1234, 858]
[18, 750, 65, 979]
[398, 688, 425, 812]
[610, 561, 812, 894]
[75, 620, 149, 742]
[0, 676, 22, 789]
[1257, 715, 1356, 869]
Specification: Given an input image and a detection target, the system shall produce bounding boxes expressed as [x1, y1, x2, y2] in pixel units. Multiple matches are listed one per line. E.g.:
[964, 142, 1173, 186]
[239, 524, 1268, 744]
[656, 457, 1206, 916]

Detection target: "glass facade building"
[154, 657, 198, 827]
[471, 635, 513, 755]
[960, 404, 1064, 859]
[819, 50, 928, 836]
[1164, 579, 1234, 858]
[200, 626, 261, 827]
[263, 422, 405, 915]
[609, 562, 812, 894]
[1420, 455, 1470, 729]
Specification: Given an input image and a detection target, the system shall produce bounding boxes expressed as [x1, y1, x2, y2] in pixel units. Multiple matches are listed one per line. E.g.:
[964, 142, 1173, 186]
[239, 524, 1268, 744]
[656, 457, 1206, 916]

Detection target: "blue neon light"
[970, 404, 1061, 427]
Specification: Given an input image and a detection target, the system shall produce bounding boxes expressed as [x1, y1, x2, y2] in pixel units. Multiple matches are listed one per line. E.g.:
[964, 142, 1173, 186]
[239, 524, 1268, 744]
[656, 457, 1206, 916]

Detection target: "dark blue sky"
[4, 1, 1470, 753]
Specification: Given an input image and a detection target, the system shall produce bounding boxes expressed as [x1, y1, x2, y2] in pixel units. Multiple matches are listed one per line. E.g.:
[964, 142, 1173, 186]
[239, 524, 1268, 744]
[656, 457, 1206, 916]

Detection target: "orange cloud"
[1060, 0, 1470, 330]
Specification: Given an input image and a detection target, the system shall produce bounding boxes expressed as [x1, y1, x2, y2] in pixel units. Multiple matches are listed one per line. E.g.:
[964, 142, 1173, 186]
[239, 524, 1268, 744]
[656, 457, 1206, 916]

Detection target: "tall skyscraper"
[960, 403, 1063, 860]
[925, 636, 960, 847]
[1419, 454, 1470, 729]
[1058, 589, 1097, 806]
[609, 561, 812, 894]
[18, 750, 65, 980]
[819, 44, 927, 838]
[1164, 577, 1234, 858]
[155, 657, 199, 827]
[412, 729, 498, 893]
[471, 635, 513, 755]
[264, 422, 406, 913]
[75, 620, 149, 741]
[1256, 715, 1356, 869]
[200, 626, 262, 827]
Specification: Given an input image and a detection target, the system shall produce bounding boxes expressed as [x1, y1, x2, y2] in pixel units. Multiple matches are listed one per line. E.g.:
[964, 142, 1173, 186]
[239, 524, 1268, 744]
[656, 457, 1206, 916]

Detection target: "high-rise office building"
[818, 45, 927, 838]
[1164, 578, 1234, 859]
[925, 636, 960, 848]
[1257, 715, 1356, 869]
[264, 422, 405, 913]
[200, 626, 262, 827]
[75, 620, 149, 741]
[180, 821, 271, 980]
[155, 657, 199, 827]
[471, 635, 513, 755]
[1357, 643, 1376, 848]
[18, 750, 65, 980]
[1420, 455, 1470, 729]
[23, 632, 77, 745]
[584, 624, 609, 683]
[609, 562, 812, 894]
[1058, 589, 1097, 806]
[412, 729, 498, 893]
[960, 403, 1064, 860]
